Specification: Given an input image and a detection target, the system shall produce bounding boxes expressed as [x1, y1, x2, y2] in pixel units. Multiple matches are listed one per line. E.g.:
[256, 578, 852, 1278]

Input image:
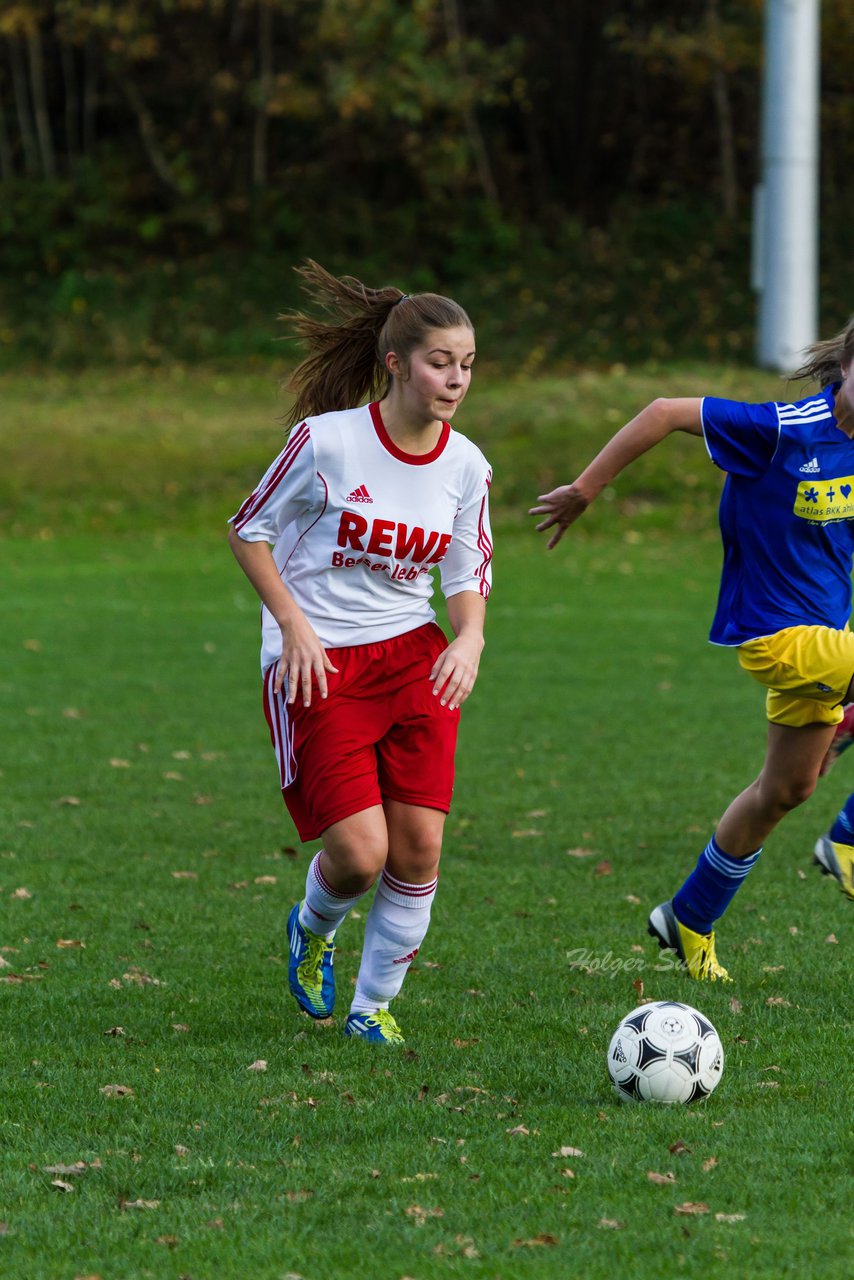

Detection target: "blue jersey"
[702, 385, 854, 645]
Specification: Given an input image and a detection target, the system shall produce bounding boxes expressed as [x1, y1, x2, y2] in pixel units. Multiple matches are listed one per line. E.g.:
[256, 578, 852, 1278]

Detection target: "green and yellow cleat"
[343, 1009, 405, 1045]
[287, 902, 335, 1018]
[648, 900, 732, 982]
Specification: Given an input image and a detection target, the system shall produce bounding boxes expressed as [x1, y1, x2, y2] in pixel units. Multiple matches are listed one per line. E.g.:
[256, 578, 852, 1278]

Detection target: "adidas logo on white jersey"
[346, 484, 373, 503]
[799, 457, 821, 474]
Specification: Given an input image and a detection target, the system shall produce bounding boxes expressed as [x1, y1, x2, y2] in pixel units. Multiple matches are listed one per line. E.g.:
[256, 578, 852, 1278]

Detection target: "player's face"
[397, 326, 475, 424]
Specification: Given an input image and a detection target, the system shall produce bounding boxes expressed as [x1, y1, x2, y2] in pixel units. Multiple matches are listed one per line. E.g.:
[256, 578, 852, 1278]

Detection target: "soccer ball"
[607, 1001, 724, 1104]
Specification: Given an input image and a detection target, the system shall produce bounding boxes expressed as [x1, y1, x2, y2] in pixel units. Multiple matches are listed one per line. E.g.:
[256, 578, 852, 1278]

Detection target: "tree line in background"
[1, 0, 851, 367]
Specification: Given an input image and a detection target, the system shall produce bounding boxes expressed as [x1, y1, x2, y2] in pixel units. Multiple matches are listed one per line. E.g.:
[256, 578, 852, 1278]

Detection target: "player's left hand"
[430, 636, 483, 710]
[529, 483, 591, 548]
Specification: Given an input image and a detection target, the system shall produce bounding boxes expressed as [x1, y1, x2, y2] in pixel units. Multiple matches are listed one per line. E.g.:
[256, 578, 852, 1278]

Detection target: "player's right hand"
[275, 614, 338, 706]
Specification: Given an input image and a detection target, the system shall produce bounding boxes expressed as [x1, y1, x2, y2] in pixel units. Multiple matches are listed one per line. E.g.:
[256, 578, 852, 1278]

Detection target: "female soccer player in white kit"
[228, 261, 493, 1044]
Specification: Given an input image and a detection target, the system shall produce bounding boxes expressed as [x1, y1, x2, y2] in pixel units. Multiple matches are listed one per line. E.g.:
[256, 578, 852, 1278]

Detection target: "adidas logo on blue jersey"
[799, 457, 821, 474]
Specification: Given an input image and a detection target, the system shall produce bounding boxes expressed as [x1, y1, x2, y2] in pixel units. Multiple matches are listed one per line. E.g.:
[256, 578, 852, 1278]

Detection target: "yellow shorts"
[737, 625, 854, 727]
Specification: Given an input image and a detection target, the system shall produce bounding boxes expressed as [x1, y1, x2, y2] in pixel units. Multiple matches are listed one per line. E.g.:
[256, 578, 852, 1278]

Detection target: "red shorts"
[262, 622, 459, 842]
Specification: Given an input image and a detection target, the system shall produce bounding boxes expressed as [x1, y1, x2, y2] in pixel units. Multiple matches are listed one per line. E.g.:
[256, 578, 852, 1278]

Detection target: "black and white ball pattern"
[607, 1001, 724, 1104]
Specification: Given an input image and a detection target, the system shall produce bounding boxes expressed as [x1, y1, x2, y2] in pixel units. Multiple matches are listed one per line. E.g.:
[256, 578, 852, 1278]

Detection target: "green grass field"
[1, 367, 851, 1279]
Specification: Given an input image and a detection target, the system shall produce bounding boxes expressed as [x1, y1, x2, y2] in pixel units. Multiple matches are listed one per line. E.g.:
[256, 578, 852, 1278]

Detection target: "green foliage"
[0, 1, 852, 375]
[1, 192, 849, 372]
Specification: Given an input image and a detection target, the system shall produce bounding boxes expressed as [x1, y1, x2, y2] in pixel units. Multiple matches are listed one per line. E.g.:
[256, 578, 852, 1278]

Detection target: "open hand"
[529, 484, 591, 549]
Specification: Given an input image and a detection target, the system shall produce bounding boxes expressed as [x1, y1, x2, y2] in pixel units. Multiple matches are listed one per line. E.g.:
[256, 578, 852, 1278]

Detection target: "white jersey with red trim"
[230, 401, 493, 668]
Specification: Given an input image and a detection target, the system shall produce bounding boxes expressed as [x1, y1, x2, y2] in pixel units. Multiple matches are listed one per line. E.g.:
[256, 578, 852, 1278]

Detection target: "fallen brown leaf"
[647, 1170, 676, 1185]
[674, 1202, 709, 1215]
[247, 1059, 267, 1072]
[50, 1179, 75, 1193]
[565, 847, 594, 858]
[593, 860, 612, 877]
[56, 939, 85, 948]
[597, 1218, 624, 1230]
[552, 1146, 584, 1158]
[433, 1235, 479, 1259]
[100, 1084, 135, 1098]
[715, 1212, 747, 1223]
[405, 1204, 444, 1225]
[702, 1157, 718, 1172]
[122, 968, 161, 986]
[120, 1198, 160, 1211]
[669, 1139, 692, 1156]
[765, 997, 791, 1007]
[511, 1234, 559, 1247]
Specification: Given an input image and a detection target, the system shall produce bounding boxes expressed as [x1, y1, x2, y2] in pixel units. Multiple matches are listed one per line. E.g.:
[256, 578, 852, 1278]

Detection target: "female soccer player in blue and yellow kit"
[531, 316, 854, 981]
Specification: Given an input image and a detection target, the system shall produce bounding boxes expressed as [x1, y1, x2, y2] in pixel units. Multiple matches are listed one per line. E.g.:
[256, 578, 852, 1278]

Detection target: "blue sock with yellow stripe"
[672, 835, 762, 935]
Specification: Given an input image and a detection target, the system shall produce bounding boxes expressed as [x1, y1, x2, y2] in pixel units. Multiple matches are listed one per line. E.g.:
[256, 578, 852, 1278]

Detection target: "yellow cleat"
[648, 900, 732, 982]
[813, 836, 854, 900]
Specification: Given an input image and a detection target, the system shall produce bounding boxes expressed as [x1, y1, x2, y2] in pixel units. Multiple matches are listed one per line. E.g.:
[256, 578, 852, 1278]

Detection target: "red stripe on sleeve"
[232, 423, 310, 531]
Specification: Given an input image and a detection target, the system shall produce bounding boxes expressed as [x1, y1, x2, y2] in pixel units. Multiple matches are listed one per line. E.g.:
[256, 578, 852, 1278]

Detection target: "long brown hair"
[789, 315, 854, 386]
[281, 260, 473, 427]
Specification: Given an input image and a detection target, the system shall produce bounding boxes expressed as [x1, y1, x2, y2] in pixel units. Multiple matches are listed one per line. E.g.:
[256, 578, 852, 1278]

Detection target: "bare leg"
[317, 805, 388, 894]
[384, 798, 445, 884]
[715, 721, 836, 856]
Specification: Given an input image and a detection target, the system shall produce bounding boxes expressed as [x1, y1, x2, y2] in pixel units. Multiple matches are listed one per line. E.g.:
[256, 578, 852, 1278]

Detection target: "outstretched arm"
[529, 397, 704, 548]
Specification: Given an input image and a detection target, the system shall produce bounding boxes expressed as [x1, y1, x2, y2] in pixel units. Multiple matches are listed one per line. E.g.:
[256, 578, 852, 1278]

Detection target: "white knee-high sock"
[349, 868, 438, 1015]
[299, 852, 370, 938]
